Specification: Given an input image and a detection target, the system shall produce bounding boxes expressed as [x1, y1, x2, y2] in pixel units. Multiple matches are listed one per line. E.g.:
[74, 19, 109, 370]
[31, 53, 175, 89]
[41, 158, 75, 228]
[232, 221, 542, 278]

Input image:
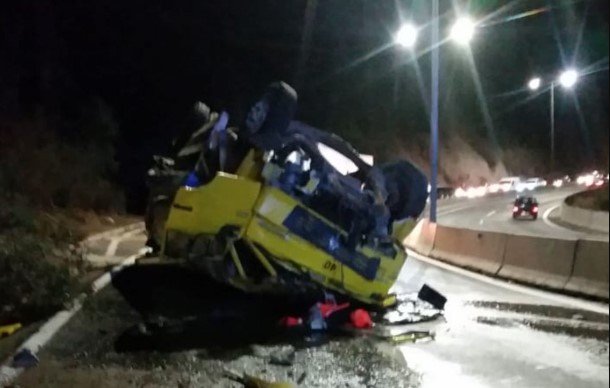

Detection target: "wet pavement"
[394, 256, 609, 388]
[11, 232, 610, 387]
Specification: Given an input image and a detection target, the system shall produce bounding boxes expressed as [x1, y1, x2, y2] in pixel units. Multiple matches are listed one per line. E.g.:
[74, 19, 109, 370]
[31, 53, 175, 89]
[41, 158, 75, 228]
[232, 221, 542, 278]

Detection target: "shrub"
[0, 98, 124, 213]
[0, 97, 121, 324]
[0, 232, 76, 325]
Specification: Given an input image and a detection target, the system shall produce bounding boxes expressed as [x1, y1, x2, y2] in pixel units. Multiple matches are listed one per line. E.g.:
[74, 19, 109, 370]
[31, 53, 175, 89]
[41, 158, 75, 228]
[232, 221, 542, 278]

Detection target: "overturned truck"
[146, 82, 428, 307]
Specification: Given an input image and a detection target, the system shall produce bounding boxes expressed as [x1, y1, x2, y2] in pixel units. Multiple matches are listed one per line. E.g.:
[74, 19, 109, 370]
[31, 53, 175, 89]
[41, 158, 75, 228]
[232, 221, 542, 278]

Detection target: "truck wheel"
[245, 82, 298, 150]
[381, 160, 429, 221]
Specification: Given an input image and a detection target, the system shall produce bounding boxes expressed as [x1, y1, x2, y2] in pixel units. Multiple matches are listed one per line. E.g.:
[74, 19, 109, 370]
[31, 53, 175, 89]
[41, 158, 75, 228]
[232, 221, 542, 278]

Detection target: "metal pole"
[550, 82, 556, 173]
[430, 0, 440, 223]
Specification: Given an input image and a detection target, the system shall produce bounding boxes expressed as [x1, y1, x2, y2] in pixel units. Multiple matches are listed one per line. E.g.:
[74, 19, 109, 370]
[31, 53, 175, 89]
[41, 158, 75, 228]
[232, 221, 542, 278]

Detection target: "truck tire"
[245, 82, 298, 150]
[381, 160, 429, 221]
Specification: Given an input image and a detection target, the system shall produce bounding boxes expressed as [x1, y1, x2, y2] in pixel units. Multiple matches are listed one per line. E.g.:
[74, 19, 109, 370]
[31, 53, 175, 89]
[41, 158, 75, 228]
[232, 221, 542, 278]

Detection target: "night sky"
[1, 0, 608, 206]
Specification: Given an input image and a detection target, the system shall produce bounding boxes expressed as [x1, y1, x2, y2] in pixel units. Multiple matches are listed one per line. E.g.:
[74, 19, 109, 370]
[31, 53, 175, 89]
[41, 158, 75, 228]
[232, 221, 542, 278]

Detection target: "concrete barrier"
[564, 239, 609, 299]
[560, 202, 609, 233]
[592, 211, 610, 233]
[404, 219, 437, 257]
[404, 218, 608, 300]
[430, 226, 507, 275]
[498, 235, 576, 290]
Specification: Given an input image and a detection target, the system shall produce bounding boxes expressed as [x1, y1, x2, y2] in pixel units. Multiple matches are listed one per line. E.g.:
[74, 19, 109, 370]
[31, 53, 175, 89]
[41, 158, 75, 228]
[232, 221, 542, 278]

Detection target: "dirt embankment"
[395, 133, 509, 187]
[566, 187, 610, 212]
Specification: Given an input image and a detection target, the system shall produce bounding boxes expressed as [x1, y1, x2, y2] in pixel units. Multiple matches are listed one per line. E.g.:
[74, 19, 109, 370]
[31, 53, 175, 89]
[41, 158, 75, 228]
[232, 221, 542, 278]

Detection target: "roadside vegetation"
[0, 98, 125, 327]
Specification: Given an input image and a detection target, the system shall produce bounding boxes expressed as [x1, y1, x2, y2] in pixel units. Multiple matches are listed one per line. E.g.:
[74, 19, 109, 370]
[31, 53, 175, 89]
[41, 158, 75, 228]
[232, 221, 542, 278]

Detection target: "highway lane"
[434, 186, 607, 240]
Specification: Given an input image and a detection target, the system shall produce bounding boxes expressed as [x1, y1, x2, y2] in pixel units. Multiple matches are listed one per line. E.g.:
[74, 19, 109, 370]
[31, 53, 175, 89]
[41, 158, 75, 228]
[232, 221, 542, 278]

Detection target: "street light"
[395, 23, 418, 49]
[559, 69, 579, 89]
[527, 69, 579, 172]
[450, 17, 476, 45]
[528, 77, 542, 91]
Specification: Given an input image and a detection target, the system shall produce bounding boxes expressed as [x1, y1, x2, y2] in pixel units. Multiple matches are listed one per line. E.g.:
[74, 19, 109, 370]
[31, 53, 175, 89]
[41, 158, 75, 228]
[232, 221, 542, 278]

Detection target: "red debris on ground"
[350, 309, 373, 329]
[279, 316, 303, 328]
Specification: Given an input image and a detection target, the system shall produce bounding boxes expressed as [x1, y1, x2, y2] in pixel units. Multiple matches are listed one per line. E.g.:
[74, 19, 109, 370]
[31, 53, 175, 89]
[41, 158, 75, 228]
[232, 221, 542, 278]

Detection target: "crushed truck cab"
[148, 82, 427, 307]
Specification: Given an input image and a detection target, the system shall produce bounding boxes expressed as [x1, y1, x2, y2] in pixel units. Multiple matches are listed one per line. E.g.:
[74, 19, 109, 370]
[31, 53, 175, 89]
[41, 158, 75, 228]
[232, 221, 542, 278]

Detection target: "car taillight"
[513, 206, 519, 212]
[532, 207, 539, 213]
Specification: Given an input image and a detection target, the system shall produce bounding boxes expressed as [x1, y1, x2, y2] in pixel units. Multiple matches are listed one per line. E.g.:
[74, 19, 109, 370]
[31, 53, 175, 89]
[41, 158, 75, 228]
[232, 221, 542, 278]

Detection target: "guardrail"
[404, 220, 609, 300]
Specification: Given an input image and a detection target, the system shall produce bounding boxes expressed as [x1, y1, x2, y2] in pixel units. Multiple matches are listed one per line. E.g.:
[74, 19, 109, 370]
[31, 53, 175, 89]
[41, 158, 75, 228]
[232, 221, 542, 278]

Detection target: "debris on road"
[11, 348, 39, 369]
[383, 286, 446, 325]
[0, 323, 22, 339]
[307, 298, 351, 331]
[350, 309, 373, 329]
[278, 316, 303, 328]
[418, 284, 448, 310]
[269, 346, 296, 367]
[225, 369, 297, 388]
[14, 283, 420, 387]
[296, 371, 307, 385]
[387, 331, 435, 345]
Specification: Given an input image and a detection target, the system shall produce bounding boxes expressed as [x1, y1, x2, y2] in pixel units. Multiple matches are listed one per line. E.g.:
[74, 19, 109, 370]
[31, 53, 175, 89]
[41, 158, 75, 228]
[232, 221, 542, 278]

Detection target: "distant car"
[518, 177, 547, 192]
[498, 177, 522, 193]
[437, 187, 455, 199]
[552, 175, 572, 188]
[577, 171, 607, 187]
[488, 183, 501, 194]
[513, 196, 539, 220]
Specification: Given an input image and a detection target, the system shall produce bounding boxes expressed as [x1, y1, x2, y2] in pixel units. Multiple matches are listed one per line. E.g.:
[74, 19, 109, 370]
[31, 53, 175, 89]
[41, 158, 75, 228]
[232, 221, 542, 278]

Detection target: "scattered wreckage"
[145, 82, 430, 309]
[0, 323, 22, 339]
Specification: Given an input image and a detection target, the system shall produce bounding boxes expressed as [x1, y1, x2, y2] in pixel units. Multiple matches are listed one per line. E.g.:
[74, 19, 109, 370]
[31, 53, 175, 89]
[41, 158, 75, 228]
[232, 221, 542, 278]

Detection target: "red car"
[513, 196, 539, 220]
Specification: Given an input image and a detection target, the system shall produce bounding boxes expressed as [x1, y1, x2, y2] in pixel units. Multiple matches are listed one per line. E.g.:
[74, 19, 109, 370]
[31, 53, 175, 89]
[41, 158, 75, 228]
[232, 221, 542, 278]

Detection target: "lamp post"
[528, 69, 579, 172]
[395, 12, 475, 223]
[429, 0, 440, 223]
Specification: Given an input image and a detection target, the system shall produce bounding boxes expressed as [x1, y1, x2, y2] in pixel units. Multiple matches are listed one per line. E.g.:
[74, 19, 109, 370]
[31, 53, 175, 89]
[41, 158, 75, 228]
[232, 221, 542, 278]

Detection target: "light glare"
[450, 17, 476, 45]
[528, 77, 542, 90]
[559, 69, 579, 89]
[395, 23, 418, 49]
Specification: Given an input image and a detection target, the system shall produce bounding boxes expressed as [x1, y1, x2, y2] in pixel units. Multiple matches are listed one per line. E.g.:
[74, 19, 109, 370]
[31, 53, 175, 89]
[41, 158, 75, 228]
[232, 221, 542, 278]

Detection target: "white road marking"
[83, 222, 145, 243]
[0, 229, 145, 387]
[104, 228, 144, 257]
[480, 210, 497, 225]
[105, 238, 121, 257]
[437, 203, 481, 217]
[543, 205, 569, 231]
[407, 249, 609, 315]
[91, 251, 146, 293]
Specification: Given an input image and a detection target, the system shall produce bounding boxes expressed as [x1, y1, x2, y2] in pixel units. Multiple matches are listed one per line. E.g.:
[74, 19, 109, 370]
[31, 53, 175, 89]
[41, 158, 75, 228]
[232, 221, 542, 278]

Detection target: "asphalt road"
[394, 253, 609, 388]
[434, 186, 608, 240]
[10, 196, 610, 388]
